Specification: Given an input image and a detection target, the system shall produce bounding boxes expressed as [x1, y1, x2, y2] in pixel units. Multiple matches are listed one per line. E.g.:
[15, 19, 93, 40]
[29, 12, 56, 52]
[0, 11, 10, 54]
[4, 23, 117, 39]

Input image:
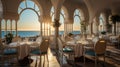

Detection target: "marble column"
[5, 20, 7, 35]
[39, 19, 42, 36]
[0, 18, 2, 38]
[10, 20, 12, 34]
[89, 23, 93, 35]
[93, 18, 99, 35]
[15, 20, 18, 37]
[54, 19, 60, 51]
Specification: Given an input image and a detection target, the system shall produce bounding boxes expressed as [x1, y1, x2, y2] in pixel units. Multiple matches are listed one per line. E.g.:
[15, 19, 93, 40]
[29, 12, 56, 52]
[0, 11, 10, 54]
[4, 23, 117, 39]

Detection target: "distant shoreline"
[1, 31, 80, 38]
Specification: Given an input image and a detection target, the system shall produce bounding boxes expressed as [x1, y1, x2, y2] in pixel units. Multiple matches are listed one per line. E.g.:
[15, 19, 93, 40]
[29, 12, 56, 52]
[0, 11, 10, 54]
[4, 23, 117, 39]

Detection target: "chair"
[0, 38, 18, 65]
[58, 37, 68, 67]
[35, 36, 42, 46]
[84, 39, 107, 67]
[59, 36, 75, 60]
[29, 38, 49, 67]
[59, 37, 75, 67]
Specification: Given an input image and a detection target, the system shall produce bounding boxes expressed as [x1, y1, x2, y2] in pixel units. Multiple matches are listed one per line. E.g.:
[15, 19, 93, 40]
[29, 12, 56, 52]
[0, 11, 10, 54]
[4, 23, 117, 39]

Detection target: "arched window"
[99, 14, 104, 32]
[59, 9, 65, 34]
[18, 0, 41, 37]
[73, 9, 82, 34]
[18, 0, 40, 16]
[7, 20, 11, 33]
[1, 19, 5, 38]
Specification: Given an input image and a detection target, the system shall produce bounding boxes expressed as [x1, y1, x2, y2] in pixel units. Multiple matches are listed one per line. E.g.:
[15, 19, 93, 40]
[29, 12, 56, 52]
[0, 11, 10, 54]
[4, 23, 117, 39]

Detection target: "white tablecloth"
[66, 40, 90, 57]
[9, 41, 37, 59]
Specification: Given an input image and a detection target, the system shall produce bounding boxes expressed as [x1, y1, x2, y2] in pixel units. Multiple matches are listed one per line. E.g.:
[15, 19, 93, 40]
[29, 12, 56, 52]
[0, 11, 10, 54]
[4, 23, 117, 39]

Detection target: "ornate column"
[15, 20, 18, 37]
[93, 18, 99, 35]
[5, 19, 7, 35]
[53, 19, 60, 50]
[0, 18, 2, 38]
[51, 0, 65, 59]
[88, 22, 93, 35]
[86, 23, 90, 34]
[39, 18, 42, 36]
[10, 19, 12, 34]
[64, 23, 66, 36]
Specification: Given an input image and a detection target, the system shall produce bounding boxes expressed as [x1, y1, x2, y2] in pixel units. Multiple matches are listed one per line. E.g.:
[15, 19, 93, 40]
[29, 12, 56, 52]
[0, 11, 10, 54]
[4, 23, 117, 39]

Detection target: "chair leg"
[73, 54, 76, 67]
[35, 56, 38, 67]
[95, 56, 98, 67]
[46, 54, 49, 63]
[38, 56, 41, 67]
[46, 54, 49, 67]
[84, 56, 85, 67]
[103, 56, 105, 66]
[43, 55, 45, 67]
[1, 57, 4, 66]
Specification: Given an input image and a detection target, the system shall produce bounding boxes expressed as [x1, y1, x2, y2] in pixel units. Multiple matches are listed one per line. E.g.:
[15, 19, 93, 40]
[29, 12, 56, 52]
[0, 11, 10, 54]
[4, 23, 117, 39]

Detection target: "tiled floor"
[0, 48, 120, 67]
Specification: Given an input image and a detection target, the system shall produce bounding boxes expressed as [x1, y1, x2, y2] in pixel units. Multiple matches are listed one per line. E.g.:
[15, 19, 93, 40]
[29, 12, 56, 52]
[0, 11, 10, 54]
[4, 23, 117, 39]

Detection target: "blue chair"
[0, 38, 18, 65]
[30, 39, 49, 67]
[58, 37, 75, 66]
[84, 39, 107, 67]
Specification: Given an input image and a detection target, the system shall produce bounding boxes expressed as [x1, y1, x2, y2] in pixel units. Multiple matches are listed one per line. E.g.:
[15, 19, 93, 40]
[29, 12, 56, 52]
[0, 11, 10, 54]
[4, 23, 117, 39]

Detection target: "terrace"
[0, 0, 120, 67]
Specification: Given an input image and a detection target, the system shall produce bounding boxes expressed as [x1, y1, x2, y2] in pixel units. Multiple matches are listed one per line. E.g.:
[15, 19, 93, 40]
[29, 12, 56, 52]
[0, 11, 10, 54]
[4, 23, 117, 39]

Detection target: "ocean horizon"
[1, 31, 80, 38]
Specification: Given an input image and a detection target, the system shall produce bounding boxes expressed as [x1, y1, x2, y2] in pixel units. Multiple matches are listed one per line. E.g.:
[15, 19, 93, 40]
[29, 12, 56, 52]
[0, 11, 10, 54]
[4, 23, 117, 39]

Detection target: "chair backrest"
[92, 36, 99, 43]
[58, 37, 63, 51]
[61, 34, 65, 42]
[58, 37, 64, 66]
[0, 38, 4, 50]
[39, 39, 49, 53]
[94, 39, 107, 55]
[36, 36, 42, 42]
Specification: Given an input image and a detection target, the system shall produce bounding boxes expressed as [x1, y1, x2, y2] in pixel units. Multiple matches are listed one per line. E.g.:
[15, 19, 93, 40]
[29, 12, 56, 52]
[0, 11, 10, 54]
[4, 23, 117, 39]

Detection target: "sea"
[1, 31, 80, 38]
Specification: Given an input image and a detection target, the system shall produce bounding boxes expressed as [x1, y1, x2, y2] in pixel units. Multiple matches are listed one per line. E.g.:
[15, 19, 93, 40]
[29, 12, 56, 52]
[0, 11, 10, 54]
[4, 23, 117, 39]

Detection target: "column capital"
[53, 19, 61, 27]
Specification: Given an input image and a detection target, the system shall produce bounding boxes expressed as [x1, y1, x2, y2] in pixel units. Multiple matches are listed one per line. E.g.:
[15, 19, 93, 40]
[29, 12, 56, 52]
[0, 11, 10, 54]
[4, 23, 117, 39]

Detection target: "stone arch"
[61, 6, 69, 21]
[77, 8, 85, 21]
[0, 0, 3, 18]
[18, 0, 41, 18]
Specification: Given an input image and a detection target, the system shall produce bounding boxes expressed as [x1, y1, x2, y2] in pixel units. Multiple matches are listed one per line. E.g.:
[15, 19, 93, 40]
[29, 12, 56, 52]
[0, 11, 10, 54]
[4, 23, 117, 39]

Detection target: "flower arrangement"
[52, 19, 61, 27]
[5, 33, 13, 44]
[101, 31, 106, 35]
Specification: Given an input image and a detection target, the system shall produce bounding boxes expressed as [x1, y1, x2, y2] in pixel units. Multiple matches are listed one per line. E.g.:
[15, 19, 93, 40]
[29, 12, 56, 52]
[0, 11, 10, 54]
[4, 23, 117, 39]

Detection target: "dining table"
[66, 39, 90, 57]
[9, 41, 40, 60]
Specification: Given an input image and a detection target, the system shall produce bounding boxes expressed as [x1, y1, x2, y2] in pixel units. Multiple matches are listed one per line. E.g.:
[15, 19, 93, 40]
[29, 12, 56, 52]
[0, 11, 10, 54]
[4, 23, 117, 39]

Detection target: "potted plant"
[106, 23, 112, 33]
[101, 31, 106, 35]
[5, 33, 13, 44]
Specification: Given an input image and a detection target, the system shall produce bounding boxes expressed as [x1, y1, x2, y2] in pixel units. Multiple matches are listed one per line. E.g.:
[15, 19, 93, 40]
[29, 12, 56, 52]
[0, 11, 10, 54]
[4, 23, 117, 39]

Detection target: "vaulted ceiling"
[0, 0, 120, 22]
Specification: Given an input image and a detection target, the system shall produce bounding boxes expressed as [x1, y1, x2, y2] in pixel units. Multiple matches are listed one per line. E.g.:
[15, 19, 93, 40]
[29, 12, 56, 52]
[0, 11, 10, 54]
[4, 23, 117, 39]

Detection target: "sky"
[18, 9, 40, 31]
[2, 0, 81, 31]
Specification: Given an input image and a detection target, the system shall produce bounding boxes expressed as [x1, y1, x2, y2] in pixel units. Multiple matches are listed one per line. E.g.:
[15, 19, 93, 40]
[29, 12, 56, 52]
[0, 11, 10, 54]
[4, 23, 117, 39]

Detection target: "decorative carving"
[52, 19, 61, 27]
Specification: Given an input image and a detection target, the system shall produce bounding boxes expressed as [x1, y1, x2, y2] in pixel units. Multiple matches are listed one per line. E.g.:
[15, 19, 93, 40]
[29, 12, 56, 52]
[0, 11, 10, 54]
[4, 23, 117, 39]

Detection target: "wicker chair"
[30, 38, 49, 67]
[0, 38, 18, 65]
[84, 39, 107, 67]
